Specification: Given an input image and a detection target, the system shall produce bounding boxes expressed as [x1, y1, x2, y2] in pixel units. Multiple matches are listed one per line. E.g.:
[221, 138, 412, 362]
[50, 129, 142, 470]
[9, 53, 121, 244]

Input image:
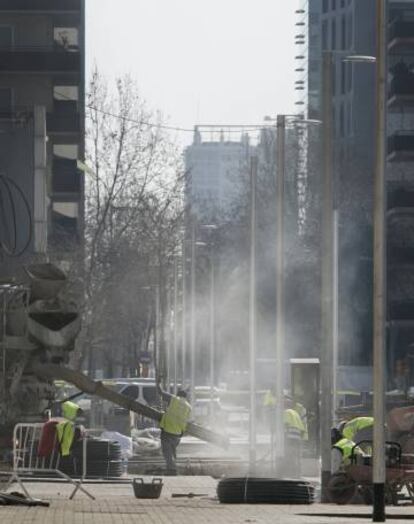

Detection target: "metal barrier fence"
[2, 422, 94, 500]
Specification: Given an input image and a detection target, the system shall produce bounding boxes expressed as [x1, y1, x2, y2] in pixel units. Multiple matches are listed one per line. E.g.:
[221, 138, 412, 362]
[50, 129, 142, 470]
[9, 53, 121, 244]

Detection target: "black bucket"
[133, 478, 163, 499]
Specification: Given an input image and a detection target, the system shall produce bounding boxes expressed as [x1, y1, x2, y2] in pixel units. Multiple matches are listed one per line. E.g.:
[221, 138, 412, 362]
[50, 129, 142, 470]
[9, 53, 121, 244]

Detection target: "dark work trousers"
[161, 430, 181, 475]
[285, 437, 302, 478]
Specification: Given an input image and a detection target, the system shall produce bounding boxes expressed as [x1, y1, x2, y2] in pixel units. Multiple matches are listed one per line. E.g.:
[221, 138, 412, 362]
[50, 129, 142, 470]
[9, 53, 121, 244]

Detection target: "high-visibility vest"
[342, 417, 373, 441]
[62, 401, 80, 421]
[295, 402, 309, 441]
[160, 396, 192, 436]
[333, 437, 359, 465]
[263, 390, 277, 407]
[56, 420, 75, 457]
[284, 409, 306, 440]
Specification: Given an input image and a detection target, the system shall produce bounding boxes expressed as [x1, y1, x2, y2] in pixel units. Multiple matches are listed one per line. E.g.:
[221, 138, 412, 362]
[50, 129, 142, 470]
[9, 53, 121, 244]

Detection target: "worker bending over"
[157, 384, 192, 476]
[331, 427, 363, 474]
[339, 416, 374, 444]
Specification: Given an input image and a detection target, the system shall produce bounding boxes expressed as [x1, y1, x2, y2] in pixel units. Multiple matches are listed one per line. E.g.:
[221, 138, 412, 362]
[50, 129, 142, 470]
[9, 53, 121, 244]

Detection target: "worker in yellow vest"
[284, 397, 307, 477]
[331, 427, 363, 473]
[158, 386, 192, 475]
[56, 401, 82, 457]
[339, 416, 374, 444]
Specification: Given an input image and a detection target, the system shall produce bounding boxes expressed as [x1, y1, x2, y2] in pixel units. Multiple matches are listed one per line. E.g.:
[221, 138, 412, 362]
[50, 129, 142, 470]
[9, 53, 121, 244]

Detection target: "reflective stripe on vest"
[342, 417, 373, 441]
[160, 397, 191, 436]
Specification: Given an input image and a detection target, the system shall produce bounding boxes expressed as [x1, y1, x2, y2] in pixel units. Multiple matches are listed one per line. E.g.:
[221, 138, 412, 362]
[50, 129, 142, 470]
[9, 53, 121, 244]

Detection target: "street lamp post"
[190, 219, 197, 405]
[181, 237, 187, 387]
[275, 115, 286, 462]
[372, 0, 387, 520]
[249, 155, 258, 471]
[173, 256, 179, 394]
[320, 50, 335, 501]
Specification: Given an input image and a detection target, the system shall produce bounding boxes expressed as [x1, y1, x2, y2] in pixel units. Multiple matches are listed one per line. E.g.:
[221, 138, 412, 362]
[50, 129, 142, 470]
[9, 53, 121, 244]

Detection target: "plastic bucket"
[132, 478, 163, 499]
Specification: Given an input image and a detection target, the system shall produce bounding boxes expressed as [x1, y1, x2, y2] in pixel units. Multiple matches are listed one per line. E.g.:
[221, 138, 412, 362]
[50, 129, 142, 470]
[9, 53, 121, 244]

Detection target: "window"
[331, 19, 337, 50]
[339, 103, 345, 137]
[341, 60, 346, 94]
[54, 27, 79, 50]
[53, 144, 78, 160]
[0, 26, 13, 47]
[322, 20, 328, 50]
[54, 86, 79, 101]
[332, 0, 336, 10]
[52, 202, 79, 218]
[143, 386, 157, 404]
[323, 0, 329, 13]
[341, 15, 346, 49]
[121, 385, 139, 400]
[0, 88, 12, 110]
[347, 13, 353, 49]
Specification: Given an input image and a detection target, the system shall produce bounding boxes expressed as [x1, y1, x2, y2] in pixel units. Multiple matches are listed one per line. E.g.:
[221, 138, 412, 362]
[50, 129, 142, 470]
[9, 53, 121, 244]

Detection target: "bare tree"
[72, 70, 184, 378]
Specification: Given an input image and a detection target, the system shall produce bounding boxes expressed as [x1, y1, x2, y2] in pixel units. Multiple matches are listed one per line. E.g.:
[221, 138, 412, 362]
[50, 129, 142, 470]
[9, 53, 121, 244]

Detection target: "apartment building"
[0, 0, 85, 273]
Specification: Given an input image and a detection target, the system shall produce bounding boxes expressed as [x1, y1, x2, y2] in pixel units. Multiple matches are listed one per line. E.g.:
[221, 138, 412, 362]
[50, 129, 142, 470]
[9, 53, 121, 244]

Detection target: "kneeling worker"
[157, 384, 192, 476]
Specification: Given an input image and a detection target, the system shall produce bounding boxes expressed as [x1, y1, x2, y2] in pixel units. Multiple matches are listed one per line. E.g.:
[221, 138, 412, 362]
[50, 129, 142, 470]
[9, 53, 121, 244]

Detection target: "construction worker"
[263, 386, 277, 467]
[56, 401, 83, 457]
[284, 397, 307, 477]
[157, 385, 192, 475]
[331, 427, 363, 474]
[339, 416, 374, 444]
[294, 399, 309, 442]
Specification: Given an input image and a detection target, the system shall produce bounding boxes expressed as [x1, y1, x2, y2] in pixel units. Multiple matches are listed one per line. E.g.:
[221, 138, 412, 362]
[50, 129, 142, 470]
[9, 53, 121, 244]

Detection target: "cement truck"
[0, 263, 228, 454]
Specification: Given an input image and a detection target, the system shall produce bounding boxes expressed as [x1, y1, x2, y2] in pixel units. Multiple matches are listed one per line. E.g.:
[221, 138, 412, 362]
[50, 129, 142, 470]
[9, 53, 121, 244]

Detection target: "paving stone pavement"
[1, 476, 414, 524]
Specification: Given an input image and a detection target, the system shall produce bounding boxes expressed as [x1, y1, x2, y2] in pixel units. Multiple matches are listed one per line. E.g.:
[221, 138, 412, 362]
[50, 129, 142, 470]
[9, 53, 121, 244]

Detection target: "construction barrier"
[2, 422, 94, 500]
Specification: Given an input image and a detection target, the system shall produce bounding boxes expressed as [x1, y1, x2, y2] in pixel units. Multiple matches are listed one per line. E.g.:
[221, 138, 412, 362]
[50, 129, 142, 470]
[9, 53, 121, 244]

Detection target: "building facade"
[0, 0, 85, 274]
[303, 0, 414, 387]
[185, 127, 253, 222]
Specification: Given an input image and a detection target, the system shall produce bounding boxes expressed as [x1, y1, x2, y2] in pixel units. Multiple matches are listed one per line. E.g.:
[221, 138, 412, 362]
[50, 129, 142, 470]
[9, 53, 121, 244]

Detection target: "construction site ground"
[1, 476, 414, 524]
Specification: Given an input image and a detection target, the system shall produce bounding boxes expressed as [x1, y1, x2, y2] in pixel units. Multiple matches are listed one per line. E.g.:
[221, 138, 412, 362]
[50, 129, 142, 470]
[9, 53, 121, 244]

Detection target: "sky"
[86, 0, 298, 145]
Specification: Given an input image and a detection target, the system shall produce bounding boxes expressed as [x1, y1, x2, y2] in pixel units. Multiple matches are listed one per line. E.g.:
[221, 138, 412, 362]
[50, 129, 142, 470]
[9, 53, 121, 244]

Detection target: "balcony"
[52, 156, 81, 195]
[0, 0, 81, 12]
[0, 46, 80, 73]
[387, 132, 414, 162]
[389, 20, 414, 52]
[47, 100, 80, 135]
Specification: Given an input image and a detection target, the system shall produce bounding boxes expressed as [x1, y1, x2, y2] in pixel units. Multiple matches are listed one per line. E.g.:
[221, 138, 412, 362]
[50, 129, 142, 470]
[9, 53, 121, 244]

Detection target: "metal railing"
[1, 422, 94, 500]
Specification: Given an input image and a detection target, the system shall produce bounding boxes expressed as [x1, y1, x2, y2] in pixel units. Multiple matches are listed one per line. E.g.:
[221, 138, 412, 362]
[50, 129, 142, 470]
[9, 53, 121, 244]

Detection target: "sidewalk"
[1, 476, 413, 524]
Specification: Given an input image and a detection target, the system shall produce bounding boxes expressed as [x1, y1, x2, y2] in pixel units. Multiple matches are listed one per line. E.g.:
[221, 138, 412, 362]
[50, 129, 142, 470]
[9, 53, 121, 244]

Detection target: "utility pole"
[275, 115, 286, 460]
[320, 50, 334, 502]
[181, 237, 187, 386]
[372, 0, 387, 520]
[190, 219, 197, 405]
[209, 253, 216, 414]
[173, 256, 179, 394]
[249, 155, 258, 471]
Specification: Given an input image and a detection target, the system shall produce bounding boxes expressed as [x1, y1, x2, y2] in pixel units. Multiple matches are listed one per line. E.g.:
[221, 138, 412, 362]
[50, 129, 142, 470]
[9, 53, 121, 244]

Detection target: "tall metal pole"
[181, 237, 187, 385]
[190, 219, 197, 405]
[209, 254, 216, 413]
[372, 0, 387, 520]
[173, 257, 179, 394]
[320, 50, 334, 502]
[249, 156, 258, 471]
[333, 209, 339, 427]
[275, 115, 286, 459]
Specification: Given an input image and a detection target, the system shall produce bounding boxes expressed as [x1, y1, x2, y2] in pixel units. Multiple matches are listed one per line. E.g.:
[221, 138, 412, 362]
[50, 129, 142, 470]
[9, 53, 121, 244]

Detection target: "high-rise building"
[185, 126, 253, 221]
[303, 0, 414, 385]
[0, 0, 85, 275]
